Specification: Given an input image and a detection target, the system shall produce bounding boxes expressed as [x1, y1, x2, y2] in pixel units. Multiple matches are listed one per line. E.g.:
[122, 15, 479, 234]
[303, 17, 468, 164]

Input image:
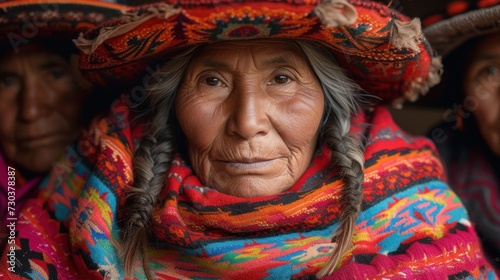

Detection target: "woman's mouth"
[18, 133, 66, 148]
[227, 159, 274, 168]
[215, 158, 278, 174]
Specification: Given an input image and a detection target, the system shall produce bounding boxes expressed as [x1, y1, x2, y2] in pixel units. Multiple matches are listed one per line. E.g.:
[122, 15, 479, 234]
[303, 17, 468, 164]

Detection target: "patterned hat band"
[423, 2, 500, 56]
[422, 0, 500, 27]
[76, 0, 442, 107]
[0, 0, 126, 53]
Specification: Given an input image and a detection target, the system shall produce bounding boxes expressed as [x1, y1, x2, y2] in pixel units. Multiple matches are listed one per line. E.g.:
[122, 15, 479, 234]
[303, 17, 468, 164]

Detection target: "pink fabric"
[325, 225, 491, 279]
[0, 153, 41, 222]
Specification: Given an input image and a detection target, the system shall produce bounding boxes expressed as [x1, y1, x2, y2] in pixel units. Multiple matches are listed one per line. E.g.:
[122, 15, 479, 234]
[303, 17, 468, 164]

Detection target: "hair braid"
[316, 122, 365, 278]
[118, 40, 368, 278]
[294, 40, 367, 278]
[119, 47, 199, 279]
[121, 123, 174, 280]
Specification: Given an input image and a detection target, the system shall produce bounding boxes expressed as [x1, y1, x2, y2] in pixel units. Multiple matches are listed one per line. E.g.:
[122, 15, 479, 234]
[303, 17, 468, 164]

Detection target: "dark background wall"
[377, 0, 451, 17]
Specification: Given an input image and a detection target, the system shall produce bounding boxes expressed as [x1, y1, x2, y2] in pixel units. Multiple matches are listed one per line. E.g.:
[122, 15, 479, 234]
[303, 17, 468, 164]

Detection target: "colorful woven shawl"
[0, 99, 496, 279]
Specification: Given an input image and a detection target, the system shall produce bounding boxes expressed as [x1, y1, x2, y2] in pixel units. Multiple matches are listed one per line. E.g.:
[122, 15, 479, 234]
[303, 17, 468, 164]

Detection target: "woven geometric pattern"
[77, 0, 439, 104]
[0, 102, 495, 279]
[0, 0, 125, 44]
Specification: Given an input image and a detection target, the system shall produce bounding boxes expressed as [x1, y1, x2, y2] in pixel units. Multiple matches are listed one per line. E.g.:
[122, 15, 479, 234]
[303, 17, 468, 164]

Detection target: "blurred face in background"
[463, 32, 500, 155]
[175, 40, 325, 198]
[0, 43, 90, 176]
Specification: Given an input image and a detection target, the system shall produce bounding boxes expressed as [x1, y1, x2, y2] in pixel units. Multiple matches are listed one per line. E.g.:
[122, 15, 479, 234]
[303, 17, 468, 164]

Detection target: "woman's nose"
[226, 85, 271, 140]
[19, 78, 52, 121]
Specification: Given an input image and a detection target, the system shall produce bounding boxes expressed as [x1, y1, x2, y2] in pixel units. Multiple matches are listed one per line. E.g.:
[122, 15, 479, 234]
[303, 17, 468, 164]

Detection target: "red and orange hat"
[423, 0, 500, 56]
[76, 0, 442, 107]
[0, 0, 128, 53]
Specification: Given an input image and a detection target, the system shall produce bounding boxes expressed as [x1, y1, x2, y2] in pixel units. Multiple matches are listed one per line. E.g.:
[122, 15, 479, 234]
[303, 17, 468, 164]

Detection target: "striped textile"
[0, 103, 496, 279]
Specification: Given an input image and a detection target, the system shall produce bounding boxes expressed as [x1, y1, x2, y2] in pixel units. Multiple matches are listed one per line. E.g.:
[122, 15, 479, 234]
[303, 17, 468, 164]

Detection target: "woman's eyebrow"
[471, 53, 500, 62]
[202, 60, 230, 69]
[38, 60, 66, 70]
[200, 52, 296, 69]
[261, 53, 296, 66]
[262, 56, 288, 65]
[0, 69, 17, 76]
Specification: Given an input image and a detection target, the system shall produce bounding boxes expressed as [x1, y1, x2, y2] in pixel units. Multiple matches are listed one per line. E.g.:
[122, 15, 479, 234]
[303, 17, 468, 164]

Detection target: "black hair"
[440, 35, 486, 107]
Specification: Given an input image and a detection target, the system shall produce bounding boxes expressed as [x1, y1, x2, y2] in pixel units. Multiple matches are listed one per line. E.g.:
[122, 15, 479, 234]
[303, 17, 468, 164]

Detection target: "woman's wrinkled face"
[0, 44, 88, 175]
[463, 32, 500, 155]
[176, 40, 325, 197]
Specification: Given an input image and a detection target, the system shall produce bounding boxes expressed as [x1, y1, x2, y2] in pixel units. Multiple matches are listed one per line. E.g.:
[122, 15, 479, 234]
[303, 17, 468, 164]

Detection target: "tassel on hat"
[406, 55, 443, 100]
[314, 0, 358, 27]
[75, 3, 180, 55]
[389, 18, 423, 52]
[392, 55, 443, 109]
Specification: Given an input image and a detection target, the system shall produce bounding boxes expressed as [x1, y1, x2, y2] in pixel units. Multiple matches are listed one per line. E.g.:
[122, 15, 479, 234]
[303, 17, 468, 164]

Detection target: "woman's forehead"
[193, 39, 308, 66]
[469, 32, 500, 62]
[0, 44, 67, 70]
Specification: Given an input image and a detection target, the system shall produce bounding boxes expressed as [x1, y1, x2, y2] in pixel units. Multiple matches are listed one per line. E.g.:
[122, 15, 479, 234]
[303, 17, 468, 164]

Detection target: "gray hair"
[296, 40, 365, 277]
[120, 40, 366, 279]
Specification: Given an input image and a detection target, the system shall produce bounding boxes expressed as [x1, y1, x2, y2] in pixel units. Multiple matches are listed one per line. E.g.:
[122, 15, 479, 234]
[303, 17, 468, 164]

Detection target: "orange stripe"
[0, 0, 127, 11]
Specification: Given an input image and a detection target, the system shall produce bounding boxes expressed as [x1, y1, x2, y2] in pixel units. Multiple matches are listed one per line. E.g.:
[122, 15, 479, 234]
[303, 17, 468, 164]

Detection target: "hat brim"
[76, 0, 441, 106]
[423, 5, 500, 56]
[0, 0, 127, 49]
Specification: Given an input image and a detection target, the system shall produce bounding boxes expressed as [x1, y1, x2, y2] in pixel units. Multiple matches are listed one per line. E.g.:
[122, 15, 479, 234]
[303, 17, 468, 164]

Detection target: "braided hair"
[120, 40, 367, 279]
[119, 46, 199, 279]
[296, 41, 366, 277]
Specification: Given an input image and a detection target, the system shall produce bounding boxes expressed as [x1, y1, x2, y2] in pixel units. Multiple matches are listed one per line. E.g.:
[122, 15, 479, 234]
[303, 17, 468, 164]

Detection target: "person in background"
[0, 0, 126, 250]
[422, 0, 500, 272]
[1, 0, 496, 279]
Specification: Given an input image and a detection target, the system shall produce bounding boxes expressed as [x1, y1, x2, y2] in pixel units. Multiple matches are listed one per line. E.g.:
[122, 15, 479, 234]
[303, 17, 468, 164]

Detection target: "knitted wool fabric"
[0, 101, 496, 279]
[0, 0, 126, 47]
[75, 0, 442, 107]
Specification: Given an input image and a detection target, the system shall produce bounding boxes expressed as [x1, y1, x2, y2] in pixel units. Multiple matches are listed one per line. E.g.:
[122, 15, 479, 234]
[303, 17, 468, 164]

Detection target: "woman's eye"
[483, 65, 500, 76]
[205, 77, 221, 86]
[273, 75, 289, 84]
[0, 75, 18, 87]
[476, 65, 500, 86]
[50, 68, 66, 79]
[478, 65, 500, 78]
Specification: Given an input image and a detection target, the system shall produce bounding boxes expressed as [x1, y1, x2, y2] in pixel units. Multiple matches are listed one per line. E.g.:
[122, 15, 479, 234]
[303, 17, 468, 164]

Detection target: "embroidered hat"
[0, 0, 127, 53]
[75, 0, 442, 107]
[423, 0, 500, 56]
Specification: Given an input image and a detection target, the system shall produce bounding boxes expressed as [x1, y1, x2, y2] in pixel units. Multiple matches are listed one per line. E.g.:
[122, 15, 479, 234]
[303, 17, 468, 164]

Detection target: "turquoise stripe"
[360, 180, 468, 253]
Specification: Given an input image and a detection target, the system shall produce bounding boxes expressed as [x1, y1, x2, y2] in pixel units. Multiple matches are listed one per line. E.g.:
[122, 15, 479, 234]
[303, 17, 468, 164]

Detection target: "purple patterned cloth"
[433, 123, 500, 271]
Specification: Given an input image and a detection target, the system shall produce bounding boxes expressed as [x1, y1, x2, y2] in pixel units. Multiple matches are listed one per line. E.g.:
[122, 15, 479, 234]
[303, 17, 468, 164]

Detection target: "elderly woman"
[1, 0, 495, 279]
[0, 0, 125, 250]
[423, 0, 500, 272]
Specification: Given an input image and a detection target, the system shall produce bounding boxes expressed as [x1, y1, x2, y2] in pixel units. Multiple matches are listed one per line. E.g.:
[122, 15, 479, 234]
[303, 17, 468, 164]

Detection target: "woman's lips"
[215, 158, 278, 174]
[228, 159, 273, 168]
[18, 133, 67, 148]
